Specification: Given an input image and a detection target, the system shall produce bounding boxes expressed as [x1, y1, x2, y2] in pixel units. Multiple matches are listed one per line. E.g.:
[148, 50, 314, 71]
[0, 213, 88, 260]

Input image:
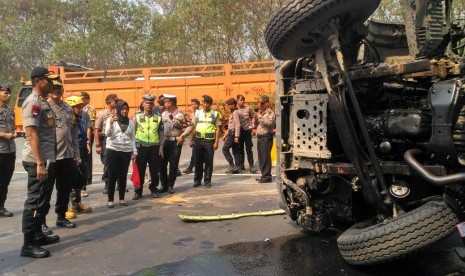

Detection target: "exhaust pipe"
[404, 149, 465, 185]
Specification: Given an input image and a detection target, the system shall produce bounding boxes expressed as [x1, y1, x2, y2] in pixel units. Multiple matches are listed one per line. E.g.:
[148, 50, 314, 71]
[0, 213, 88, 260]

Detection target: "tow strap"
[179, 209, 286, 222]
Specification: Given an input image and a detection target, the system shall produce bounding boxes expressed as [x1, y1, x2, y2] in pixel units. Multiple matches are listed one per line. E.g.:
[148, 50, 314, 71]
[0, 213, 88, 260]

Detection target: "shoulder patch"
[31, 104, 41, 118]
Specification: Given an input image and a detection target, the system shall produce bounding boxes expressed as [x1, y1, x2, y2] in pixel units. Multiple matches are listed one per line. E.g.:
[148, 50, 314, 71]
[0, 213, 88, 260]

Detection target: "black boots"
[21, 243, 50, 258]
[56, 218, 77, 228]
[0, 207, 13, 217]
[20, 233, 55, 258]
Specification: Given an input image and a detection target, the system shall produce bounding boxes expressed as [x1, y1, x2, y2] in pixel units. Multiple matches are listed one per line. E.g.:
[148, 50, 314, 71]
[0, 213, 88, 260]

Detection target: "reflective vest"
[195, 109, 218, 140]
[135, 113, 161, 146]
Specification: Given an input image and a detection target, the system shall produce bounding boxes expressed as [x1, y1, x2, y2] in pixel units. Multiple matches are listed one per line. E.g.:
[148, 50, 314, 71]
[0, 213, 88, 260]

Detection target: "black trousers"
[160, 140, 182, 189]
[86, 135, 93, 185]
[52, 158, 76, 219]
[187, 147, 195, 170]
[71, 147, 89, 205]
[0, 152, 15, 208]
[106, 149, 131, 201]
[22, 161, 56, 237]
[222, 133, 240, 167]
[239, 129, 254, 169]
[135, 145, 160, 194]
[194, 139, 215, 184]
[257, 134, 273, 180]
[99, 136, 109, 183]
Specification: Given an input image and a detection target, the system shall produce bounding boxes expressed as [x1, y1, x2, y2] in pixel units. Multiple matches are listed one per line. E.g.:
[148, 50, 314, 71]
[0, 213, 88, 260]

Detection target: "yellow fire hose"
[179, 209, 286, 222]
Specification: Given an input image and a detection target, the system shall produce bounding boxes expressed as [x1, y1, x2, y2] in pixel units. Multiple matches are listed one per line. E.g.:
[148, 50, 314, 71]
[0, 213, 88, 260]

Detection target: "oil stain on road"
[133, 232, 465, 276]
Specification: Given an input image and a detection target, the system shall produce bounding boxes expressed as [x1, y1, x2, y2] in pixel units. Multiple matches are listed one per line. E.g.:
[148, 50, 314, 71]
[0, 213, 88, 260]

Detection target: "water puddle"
[134, 233, 465, 276]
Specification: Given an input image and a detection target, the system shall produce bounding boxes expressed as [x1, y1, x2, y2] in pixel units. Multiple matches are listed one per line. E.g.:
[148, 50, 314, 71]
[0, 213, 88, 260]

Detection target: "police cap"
[163, 93, 176, 100]
[31, 66, 59, 80]
[52, 80, 63, 87]
[142, 94, 155, 102]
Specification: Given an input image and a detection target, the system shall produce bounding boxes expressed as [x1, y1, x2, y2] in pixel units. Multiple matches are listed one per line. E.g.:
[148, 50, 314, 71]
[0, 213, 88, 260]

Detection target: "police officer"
[80, 91, 96, 195]
[222, 98, 241, 174]
[0, 84, 17, 217]
[133, 94, 164, 199]
[94, 94, 119, 194]
[160, 94, 191, 194]
[254, 95, 276, 183]
[236, 94, 256, 173]
[190, 95, 222, 188]
[21, 67, 60, 258]
[45, 80, 78, 229]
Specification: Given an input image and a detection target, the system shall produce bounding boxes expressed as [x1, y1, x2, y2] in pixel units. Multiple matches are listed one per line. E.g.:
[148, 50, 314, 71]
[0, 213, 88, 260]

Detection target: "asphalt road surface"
[1, 139, 465, 275]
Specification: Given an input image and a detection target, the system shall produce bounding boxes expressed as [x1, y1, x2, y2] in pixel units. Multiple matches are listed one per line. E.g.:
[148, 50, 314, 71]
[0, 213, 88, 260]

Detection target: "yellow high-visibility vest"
[135, 113, 161, 146]
[195, 110, 219, 140]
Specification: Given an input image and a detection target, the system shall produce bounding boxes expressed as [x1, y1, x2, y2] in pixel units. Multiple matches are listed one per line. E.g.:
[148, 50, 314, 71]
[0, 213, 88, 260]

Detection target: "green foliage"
[1, 0, 465, 88]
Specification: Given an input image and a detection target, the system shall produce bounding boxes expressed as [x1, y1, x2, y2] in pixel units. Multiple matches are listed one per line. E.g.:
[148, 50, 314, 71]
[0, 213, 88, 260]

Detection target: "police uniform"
[160, 95, 191, 193]
[222, 98, 241, 173]
[192, 95, 222, 187]
[46, 94, 79, 227]
[237, 103, 255, 172]
[134, 94, 164, 199]
[255, 96, 276, 183]
[0, 94, 16, 217]
[21, 88, 58, 255]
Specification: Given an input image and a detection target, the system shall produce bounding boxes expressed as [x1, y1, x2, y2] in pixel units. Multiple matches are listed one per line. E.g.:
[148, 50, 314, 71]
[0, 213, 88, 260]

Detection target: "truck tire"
[337, 200, 458, 265]
[264, 0, 380, 60]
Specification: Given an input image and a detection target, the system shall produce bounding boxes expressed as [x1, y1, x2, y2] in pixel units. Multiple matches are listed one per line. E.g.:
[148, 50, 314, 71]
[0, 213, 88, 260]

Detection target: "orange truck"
[15, 61, 276, 130]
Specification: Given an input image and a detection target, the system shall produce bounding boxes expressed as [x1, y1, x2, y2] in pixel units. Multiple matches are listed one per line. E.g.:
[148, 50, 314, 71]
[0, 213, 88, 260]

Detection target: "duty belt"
[166, 137, 178, 141]
[257, 133, 273, 138]
[196, 132, 215, 139]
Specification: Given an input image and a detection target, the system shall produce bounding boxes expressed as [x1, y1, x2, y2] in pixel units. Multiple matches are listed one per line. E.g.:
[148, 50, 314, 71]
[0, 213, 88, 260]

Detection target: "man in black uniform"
[20, 67, 60, 258]
[190, 95, 222, 188]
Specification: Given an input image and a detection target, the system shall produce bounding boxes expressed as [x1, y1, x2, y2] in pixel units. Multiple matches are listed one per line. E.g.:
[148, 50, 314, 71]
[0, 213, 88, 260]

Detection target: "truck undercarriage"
[266, 0, 465, 265]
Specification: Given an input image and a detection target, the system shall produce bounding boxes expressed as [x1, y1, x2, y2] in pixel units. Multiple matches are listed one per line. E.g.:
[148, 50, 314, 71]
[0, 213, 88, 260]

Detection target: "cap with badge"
[31, 66, 59, 80]
[259, 95, 270, 104]
[51, 80, 63, 94]
[105, 94, 119, 102]
[142, 93, 155, 102]
[52, 80, 63, 87]
[202, 95, 213, 104]
[225, 98, 236, 105]
[163, 93, 177, 104]
[163, 93, 176, 100]
[0, 83, 11, 93]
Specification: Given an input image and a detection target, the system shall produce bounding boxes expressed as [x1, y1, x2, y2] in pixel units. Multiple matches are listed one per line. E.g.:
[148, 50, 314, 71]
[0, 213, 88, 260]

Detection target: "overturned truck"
[265, 0, 465, 265]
